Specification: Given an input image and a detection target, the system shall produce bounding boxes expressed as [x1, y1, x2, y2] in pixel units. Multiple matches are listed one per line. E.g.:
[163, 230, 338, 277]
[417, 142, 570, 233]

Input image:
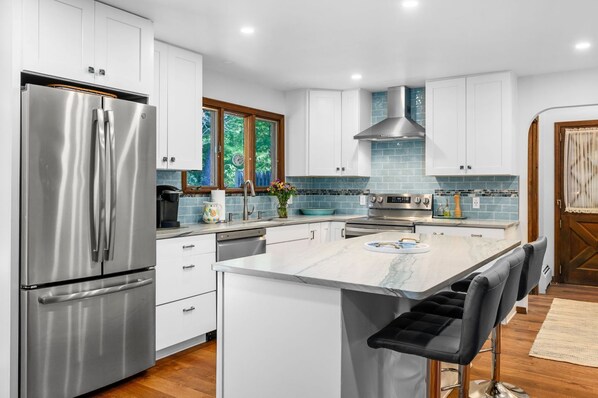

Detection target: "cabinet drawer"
[156, 252, 216, 305]
[156, 292, 216, 351]
[416, 225, 505, 239]
[157, 234, 215, 260]
[266, 224, 309, 244]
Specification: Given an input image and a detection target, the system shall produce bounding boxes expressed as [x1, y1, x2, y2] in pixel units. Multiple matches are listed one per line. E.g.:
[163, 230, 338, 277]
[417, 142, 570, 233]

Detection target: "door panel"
[22, 0, 95, 83]
[21, 270, 155, 398]
[102, 98, 156, 274]
[556, 120, 598, 285]
[308, 90, 342, 176]
[21, 84, 102, 286]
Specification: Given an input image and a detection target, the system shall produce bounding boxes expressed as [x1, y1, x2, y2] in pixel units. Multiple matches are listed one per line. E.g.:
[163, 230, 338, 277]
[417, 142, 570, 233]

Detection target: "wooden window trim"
[182, 98, 285, 194]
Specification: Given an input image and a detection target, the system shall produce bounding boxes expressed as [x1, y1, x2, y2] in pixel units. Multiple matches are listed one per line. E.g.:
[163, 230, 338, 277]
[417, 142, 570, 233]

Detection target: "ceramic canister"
[202, 202, 223, 223]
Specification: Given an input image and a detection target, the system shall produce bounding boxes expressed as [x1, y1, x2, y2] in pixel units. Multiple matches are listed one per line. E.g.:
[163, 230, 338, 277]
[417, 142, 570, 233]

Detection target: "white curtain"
[564, 127, 598, 214]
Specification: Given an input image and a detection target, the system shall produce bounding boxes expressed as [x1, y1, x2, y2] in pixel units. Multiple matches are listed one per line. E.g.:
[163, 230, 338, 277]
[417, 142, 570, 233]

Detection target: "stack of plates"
[299, 209, 336, 215]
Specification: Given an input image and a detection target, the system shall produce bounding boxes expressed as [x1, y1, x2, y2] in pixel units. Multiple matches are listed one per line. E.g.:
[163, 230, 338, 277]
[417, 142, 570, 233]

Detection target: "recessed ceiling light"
[351, 73, 362, 80]
[401, 0, 419, 9]
[575, 41, 591, 51]
[240, 26, 255, 35]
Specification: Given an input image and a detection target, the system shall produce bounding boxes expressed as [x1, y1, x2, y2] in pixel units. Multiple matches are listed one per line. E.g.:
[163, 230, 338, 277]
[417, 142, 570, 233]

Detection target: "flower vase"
[277, 201, 288, 218]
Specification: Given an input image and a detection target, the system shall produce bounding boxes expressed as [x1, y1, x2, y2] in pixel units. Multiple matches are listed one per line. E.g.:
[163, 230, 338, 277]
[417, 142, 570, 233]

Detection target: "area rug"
[529, 298, 598, 367]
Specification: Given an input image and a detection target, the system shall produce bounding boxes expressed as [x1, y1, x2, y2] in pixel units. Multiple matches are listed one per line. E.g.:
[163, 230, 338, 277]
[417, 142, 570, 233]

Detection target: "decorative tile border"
[434, 189, 519, 198]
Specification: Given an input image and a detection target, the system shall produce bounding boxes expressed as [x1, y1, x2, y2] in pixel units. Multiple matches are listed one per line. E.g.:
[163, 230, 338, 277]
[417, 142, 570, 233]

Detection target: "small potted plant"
[267, 179, 297, 218]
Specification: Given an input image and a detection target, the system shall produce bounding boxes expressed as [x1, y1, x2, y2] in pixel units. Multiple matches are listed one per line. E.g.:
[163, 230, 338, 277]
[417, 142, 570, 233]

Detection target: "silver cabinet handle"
[459, 165, 464, 170]
[310, 230, 315, 240]
[162, 156, 168, 162]
[341, 228, 345, 238]
[170, 156, 176, 162]
[105, 110, 116, 261]
[341, 167, 345, 171]
[182, 244, 195, 249]
[336, 167, 340, 171]
[182, 306, 196, 313]
[99, 69, 106, 76]
[471, 234, 483, 238]
[182, 264, 196, 270]
[38, 278, 153, 304]
[467, 165, 472, 170]
[88, 66, 95, 74]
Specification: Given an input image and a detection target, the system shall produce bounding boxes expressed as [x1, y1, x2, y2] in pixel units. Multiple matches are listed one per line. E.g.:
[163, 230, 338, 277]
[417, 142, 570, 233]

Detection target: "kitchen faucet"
[243, 179, 256, 220]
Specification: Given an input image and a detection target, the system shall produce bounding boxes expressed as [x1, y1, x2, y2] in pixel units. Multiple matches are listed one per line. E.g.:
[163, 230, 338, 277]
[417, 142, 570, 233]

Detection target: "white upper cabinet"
[151, 41, 203, 171]
[425, 71, 516, 176]
[22, 0, 95, 84]
[93, 2, 153, 94]
[286, 88, 371, 177]
[22, 0, 153, 95]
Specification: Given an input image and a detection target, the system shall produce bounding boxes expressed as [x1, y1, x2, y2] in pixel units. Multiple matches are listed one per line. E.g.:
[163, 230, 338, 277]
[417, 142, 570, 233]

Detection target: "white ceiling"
[105, 0, 598, 91]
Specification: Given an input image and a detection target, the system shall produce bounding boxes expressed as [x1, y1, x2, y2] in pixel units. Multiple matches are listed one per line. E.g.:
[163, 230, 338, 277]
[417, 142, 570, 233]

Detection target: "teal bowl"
[300, 209, 336, 216]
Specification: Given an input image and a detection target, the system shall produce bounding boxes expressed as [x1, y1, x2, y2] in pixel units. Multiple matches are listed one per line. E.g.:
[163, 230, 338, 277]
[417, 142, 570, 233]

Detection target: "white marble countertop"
[156, 215, 518, 240]
[212, 232, 521, 299]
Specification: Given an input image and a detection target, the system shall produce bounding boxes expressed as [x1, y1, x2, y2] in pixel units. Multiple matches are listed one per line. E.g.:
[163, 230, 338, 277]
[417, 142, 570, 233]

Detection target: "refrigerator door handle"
[92, 109, 106, 262]
[37, 278, 154, 304]
[105, 110, 117, 261]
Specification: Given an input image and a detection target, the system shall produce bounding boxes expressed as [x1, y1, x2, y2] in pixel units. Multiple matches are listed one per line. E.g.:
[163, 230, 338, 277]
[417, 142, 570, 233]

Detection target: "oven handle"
[345, 225, 414, 236]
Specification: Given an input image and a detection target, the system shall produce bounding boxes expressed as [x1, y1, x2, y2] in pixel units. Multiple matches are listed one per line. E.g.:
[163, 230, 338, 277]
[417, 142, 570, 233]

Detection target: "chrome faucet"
[243, 179, 256, 220]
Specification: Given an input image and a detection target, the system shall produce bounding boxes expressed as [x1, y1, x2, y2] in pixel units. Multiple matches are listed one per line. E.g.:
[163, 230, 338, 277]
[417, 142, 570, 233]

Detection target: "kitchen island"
[213, 232, 520, 398]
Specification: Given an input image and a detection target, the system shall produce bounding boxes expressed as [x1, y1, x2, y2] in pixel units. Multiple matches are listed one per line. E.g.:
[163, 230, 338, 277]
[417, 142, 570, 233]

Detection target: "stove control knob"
[376, 196, 384, 203]
[370, 196, 377, 203]
[423, 198, 430, 205]
[413, 197, 422, 204]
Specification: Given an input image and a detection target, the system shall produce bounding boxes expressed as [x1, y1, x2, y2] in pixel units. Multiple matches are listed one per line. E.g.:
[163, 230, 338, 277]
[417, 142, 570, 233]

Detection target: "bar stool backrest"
[494, 248, 526, 326]
[518, 236, 548, 300]
[458, 259, 509, 365]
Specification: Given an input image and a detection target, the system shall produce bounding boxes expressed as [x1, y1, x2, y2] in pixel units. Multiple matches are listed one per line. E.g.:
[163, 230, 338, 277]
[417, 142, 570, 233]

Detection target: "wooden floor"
[91, 284, 598, 398]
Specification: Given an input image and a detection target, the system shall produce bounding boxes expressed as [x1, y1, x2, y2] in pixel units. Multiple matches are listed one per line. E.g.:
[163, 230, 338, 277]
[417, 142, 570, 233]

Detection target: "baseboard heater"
[539, 265, 552, 293]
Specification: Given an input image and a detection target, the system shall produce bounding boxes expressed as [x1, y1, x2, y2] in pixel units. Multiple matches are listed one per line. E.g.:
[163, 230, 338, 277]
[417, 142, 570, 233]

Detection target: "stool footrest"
[469, 379, 529, 398]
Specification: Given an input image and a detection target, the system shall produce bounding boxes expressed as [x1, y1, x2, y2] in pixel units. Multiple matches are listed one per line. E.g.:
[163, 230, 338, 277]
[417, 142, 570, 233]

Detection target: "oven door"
[344, 223, 415, 238]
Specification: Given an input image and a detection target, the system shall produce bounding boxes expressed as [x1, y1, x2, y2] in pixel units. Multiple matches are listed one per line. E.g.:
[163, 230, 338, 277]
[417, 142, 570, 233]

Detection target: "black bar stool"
[367, 255, 512, 398]
[464, 237, 548, 398]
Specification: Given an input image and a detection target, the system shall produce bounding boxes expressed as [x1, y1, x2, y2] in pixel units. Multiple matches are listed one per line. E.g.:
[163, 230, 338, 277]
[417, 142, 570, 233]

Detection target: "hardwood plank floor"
[89, 284, 598, 398]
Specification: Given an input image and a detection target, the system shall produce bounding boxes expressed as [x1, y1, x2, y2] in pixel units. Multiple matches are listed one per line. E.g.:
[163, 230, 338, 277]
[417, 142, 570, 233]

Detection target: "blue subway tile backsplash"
[157, 87, 519, 223]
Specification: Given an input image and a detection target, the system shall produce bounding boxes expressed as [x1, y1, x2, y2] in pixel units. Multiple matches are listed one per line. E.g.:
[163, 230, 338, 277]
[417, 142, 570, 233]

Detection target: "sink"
[228, 219, 276, 227]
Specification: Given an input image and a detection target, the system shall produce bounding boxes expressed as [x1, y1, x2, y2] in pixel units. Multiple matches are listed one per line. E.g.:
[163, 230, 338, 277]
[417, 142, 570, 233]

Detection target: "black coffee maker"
[156, 185, 182, 228]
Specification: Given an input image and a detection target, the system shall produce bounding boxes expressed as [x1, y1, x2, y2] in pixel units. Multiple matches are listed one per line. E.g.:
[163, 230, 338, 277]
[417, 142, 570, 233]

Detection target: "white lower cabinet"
[330, 222, 346, 241]
[156, 234, 216, 357]
[266, 222, 345, 253]
[156, 292, 216, 351]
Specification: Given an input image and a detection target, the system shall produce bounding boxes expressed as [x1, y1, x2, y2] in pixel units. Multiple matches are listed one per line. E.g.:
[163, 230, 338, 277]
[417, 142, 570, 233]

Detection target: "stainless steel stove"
[345, 193, 433, 238]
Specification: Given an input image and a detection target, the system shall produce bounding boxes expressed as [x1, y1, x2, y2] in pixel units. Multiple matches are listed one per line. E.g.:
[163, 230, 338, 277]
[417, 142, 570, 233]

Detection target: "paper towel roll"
[211, 190, 226, 221]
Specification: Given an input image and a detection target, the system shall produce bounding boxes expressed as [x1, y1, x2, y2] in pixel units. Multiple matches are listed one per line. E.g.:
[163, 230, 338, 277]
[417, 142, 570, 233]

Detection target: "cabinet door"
[425, 78, 467, 176]
[94, 2, 153, 94]
[466, 72, 514, 175]
[308, 90, 342, 176]
[166, 45, 203, 170]
[22, 0, 95, 83]
[151, 41, 169, 169]
[330, 222, 346, 241]
[341, 89, 371, 176]
[308, 223, 322, 246]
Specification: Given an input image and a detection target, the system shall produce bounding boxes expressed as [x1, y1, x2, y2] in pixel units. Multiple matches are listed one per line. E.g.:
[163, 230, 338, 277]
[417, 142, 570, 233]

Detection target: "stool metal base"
[468, 379, 529, 398]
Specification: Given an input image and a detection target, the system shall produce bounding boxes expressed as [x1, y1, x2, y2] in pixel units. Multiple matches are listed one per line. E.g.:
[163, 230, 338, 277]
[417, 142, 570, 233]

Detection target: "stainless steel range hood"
[354, 86, 425, 141]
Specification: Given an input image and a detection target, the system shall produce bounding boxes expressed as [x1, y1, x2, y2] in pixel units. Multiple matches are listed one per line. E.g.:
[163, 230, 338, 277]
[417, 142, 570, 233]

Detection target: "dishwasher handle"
[217, 228, 266, 242]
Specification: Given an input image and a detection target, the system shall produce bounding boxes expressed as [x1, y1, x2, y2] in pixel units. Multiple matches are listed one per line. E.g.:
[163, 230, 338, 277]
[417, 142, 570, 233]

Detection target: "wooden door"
[555, 120, 598, 285]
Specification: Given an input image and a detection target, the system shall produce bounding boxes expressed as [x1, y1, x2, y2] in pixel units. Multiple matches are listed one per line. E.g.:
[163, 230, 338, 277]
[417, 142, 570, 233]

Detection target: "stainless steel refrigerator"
[20, 84, 156, 398]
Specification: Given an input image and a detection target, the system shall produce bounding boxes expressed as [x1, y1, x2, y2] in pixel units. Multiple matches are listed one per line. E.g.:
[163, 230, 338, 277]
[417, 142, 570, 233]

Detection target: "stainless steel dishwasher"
[216, 228, 267, 261]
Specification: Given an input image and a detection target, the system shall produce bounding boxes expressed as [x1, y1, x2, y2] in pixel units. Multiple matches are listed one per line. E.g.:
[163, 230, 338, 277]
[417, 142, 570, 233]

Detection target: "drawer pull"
[182, 264, 196, 270]
[182, 244, 195, 249]
[182, 306, 196, 313]
[471, 234, 483, 238]
[432, 232, 444, 236]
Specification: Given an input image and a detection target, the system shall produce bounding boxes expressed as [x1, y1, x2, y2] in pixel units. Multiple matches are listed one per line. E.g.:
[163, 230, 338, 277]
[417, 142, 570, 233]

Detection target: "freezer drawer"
[21, 270, 156, 398]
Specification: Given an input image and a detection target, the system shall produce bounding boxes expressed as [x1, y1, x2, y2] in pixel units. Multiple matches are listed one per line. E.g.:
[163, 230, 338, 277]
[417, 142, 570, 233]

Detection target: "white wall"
[0, 0, 20, 396]
[203, 68, 286, 114]
[537, 106, 598, 292]
[517, 67, 598, 294]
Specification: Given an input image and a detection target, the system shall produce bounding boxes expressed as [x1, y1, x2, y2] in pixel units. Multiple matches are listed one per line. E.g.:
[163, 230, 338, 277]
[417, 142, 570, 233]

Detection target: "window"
[183, 98, 284, 193]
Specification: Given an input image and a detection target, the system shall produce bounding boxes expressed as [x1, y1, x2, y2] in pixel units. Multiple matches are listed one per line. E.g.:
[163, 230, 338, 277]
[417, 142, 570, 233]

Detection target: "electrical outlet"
[288, 196, 293, 205]
[359, 195, 367, 205]
[472, 197, 480, 209]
